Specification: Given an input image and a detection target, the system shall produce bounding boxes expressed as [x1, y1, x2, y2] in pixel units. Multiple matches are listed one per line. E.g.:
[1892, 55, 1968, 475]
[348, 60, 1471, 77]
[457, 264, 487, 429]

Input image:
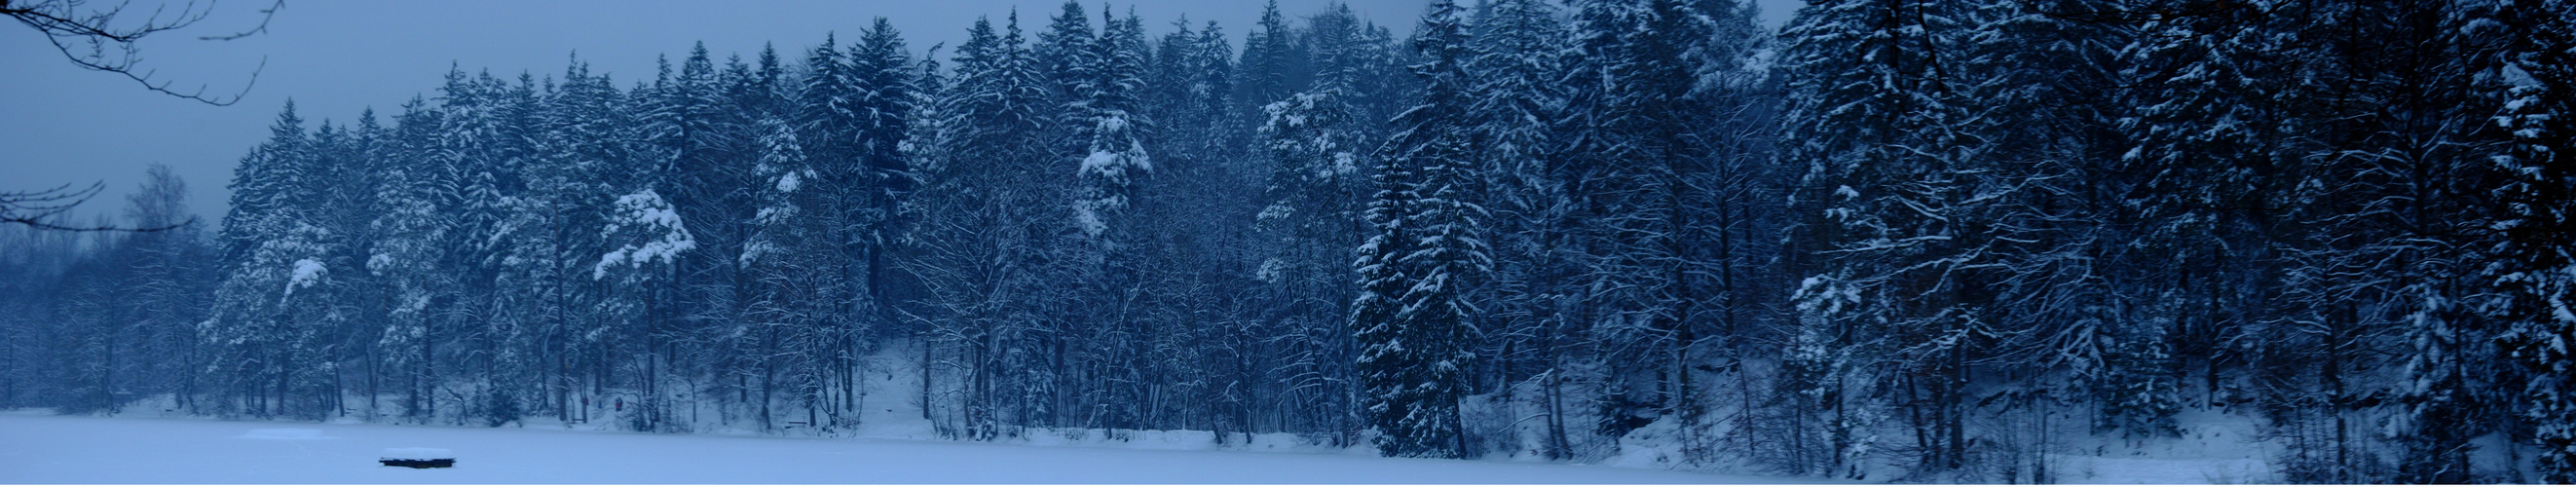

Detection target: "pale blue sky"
[1, 0, 1798, 225]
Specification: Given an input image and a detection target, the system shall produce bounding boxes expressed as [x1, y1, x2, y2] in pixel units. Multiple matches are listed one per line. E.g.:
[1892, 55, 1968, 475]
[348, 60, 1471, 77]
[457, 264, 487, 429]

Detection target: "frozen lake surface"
[0, 412, 1797, 484]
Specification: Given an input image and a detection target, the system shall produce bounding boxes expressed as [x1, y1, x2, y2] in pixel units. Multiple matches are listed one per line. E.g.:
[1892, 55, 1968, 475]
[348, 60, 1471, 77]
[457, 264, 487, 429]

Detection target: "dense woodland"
[5, 0, 2575, 482]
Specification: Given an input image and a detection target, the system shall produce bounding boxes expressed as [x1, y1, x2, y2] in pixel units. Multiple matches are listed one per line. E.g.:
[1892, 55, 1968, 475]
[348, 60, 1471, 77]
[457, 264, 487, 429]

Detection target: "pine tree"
[221, 99, 309, 268]
[1070, 7, 1153, 247]
[2113, 0, 2304, 421]
[1550, 0, 1745, 453]
[205, 100, 344, 419]
[783, 27, 871, 431]
[847, 18, 919, 353]
[1255, 83, 1369, 445]
[366, 94, 457, 422]
[800, 33, 859, 169]
[2493, 0, 2576, 482]
[1776, 0, 1982, 475]
[1354, 0, 1485, 459]
[740, 114, 840, 431]
[1038, 1, 1103, 162]
[1237, 0, 1300, 116]
[1349, 145, 1427, 455]
[907, 14, 1056, 439]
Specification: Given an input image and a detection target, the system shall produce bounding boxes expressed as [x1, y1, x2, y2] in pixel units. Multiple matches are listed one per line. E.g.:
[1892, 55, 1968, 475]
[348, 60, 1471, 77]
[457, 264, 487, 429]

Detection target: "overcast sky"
[1, 0, 1800, 225]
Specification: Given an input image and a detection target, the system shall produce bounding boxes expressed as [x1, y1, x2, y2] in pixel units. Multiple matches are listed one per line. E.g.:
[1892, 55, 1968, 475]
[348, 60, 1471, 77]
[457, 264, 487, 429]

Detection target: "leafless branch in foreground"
[3, 0, 284, 105]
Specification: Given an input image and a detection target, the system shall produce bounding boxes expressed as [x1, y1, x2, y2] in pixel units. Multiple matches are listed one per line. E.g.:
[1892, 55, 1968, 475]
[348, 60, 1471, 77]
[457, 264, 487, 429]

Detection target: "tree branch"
[5, 0, 283, 105]
[0, 181, 194, 232]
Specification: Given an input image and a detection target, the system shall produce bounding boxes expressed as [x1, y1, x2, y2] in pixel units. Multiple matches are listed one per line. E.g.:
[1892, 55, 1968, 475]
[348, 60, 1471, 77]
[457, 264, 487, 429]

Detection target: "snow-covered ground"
[0, 411, 1803, 484]
[2041, 409, 2279, 484]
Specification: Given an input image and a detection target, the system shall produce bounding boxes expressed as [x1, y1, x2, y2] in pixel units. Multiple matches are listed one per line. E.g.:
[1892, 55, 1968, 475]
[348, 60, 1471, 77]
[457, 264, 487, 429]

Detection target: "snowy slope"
[2040, 409, 2280, 484]
[0, 412, 1804, 484]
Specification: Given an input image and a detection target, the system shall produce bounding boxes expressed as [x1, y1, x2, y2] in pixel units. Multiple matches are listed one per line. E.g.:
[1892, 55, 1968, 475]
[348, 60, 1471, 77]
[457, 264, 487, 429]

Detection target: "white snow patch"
[239, 428, 336, 440]
[594, 189, 695, 280]
[2501, 63, 2540, 90]
[1255, 258, 1289, 283]
[2043, 407, 2283, 484]
[1256, 204, 1294, 222]
[2047, 454, 2272, 484]
[1072, 204, 1108, 237]
[775, 170, 803, 193]
[284, 258, 326, 296]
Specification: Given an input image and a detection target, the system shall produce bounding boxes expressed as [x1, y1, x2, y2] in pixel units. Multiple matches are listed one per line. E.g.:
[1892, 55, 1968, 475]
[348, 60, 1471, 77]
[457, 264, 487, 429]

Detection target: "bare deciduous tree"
[1, 182, 191, 232]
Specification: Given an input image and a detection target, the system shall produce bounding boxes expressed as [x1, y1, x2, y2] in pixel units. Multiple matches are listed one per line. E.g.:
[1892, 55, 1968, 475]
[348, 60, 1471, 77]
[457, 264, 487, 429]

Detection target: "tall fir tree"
[1355, 0, 1486, 460]
[2494, 0, 2576, 482]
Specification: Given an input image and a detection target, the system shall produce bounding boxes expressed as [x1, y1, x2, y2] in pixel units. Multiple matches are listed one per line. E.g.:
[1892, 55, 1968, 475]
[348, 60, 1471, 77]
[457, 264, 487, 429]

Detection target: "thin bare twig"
[0, 181, 196, 232]
[4, 0, 284, 105]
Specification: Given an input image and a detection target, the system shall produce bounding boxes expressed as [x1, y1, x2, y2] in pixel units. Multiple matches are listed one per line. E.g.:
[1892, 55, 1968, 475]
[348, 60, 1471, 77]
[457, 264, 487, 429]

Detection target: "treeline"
[5, 0, 2576, 483]
[1773, 0, 2576, 482]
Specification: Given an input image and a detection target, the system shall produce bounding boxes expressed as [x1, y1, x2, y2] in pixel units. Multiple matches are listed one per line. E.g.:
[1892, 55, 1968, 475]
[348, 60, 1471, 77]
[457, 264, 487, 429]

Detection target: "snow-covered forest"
[4, 0, 2574, 483]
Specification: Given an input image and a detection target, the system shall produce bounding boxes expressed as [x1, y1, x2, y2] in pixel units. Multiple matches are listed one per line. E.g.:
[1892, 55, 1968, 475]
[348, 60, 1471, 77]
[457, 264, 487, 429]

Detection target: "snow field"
[0, 411, 1801, 484]
[2048, 409, 2278, 484]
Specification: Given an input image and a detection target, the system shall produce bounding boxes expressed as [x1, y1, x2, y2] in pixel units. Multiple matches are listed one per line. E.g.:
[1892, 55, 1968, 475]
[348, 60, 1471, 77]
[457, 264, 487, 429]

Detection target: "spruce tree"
[1777, 0, 1979, 475]
[1355, 0, 1484, 459]
[2494, 0, 2576, 482]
